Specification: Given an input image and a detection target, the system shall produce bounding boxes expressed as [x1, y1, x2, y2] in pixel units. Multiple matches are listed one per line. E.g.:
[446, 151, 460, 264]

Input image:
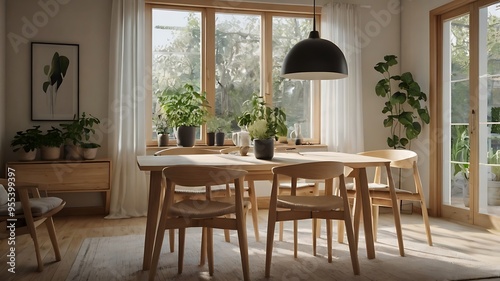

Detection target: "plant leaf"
[398, 111, 414, 126]
[391, 92, 406, 104]
[374, 62, 388, 74]
[384, 55, 398, 66]
[43, 82, 50, 93]
[375, 79, 389, 97]
[418, 108, 431, 124]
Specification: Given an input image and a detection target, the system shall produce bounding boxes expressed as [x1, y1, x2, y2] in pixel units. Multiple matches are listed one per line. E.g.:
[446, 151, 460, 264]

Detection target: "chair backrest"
[154, 147, 221, 156]
[271, 161, 346, 196]
[359, 149, 417, 169]
[163, 165, 247, 187]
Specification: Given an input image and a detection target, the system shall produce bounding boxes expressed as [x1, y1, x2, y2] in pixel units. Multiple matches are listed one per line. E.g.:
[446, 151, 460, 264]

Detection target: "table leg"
[385, 163, 405, 256]
[143, 171, 162, 270]
[357, 167, 376, 259]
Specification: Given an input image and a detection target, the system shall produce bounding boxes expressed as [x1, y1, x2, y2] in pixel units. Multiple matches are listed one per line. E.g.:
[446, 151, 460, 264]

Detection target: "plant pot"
[487, 181, 500, 206]
[83, 147, 98, 160]
[41, 146, 61, 161]
[18, 149, 37, 161]
[157, 134, 169, 147]
[176, 126, 197, 147]
[206, 132, 215, 146]
[215, 132, 225, 146]
[254, 138, 274, 160]
[65, 144, 82, 160]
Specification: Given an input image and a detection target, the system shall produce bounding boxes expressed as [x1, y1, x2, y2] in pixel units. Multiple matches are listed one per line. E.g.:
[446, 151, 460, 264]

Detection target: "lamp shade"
[281, 31, 348, 80]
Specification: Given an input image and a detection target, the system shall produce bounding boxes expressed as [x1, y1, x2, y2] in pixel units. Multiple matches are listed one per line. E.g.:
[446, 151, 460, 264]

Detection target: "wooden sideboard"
[6, 159, 111, 215]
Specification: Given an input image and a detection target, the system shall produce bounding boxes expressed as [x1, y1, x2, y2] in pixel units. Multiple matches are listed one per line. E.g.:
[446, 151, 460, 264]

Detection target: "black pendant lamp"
[281, 0, 348, 80]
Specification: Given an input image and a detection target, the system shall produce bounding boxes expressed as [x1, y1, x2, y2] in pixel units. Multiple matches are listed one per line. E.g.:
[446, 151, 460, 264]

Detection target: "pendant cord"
[313, 0, 316, 32]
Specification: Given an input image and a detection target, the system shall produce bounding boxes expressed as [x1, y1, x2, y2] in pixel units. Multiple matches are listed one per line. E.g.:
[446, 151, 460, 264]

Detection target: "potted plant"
[40, 126, 64, 160]
[159, 84, 210, 147]
[206, 115, 218, 146]
[239, 94, 287, 160]
[60, 112, 101, 160]
[207, 116, 231, 146]
[11, 125, 43, 161]
[374, 55, 431, 149]
[153, 113, 169, 147]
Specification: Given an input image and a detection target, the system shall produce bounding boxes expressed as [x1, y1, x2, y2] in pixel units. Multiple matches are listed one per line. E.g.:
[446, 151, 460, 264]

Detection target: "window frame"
[145, 0, 321, 146]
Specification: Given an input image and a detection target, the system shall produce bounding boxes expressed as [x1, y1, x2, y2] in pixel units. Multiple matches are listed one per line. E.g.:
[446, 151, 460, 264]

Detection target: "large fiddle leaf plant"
[374, 55, 430, 149]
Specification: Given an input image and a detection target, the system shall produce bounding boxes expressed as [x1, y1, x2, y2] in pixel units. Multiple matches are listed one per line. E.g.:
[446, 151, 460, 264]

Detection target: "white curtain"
[106, 0, 148, 218]
[320, 3, 364, 153]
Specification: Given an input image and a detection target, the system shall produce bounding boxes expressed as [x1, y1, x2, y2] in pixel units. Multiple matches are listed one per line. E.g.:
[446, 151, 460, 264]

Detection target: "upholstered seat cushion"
[0, 197, 64, 217]
[0, 184, 8, 206]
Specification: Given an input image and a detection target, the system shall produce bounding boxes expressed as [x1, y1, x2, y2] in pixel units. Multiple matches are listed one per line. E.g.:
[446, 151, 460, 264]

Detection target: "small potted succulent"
[40, 126, 64, 160]
[153, 113, 169, 147]
[11, 125, 43, 161]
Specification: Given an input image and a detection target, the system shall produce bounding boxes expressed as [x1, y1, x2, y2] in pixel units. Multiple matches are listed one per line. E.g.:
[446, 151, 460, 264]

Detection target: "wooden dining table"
[136, 151, 403, 270]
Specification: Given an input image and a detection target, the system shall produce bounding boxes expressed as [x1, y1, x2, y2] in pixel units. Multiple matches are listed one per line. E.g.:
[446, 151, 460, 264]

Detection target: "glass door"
[440, 1, 500, 228]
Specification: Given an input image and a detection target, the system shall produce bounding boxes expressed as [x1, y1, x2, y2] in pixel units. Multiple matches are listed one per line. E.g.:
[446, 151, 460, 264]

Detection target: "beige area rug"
[66, 225, 500, 281]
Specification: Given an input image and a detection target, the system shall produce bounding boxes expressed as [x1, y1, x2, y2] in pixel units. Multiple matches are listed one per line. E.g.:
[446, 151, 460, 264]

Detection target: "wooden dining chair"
[344, 149, 432, 248]
[0, 179, 66, 271]
[265, 161, 360, 277]
[149, 165, 250, 281]
[154, 147, 232, 264]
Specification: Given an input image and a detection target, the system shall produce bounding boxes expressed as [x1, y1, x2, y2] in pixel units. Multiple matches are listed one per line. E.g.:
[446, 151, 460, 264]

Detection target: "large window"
[146, 2, 317, 146]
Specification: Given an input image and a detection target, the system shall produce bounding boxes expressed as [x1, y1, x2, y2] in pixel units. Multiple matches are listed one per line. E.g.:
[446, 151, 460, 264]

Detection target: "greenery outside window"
[145, 1, 318, 146]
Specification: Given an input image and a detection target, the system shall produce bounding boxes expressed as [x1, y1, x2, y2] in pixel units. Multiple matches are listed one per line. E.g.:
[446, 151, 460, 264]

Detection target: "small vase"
[254, 138, 274, 160]
[215, 132, 225, 146]
[83, 148, 98, 160]
[207, 132, 215, 146]
[157, 134, 169, 147]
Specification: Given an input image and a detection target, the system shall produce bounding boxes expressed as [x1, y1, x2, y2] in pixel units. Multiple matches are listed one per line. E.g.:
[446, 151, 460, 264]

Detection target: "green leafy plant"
[451, 125, 470, 179]
[43, 52, 70, 116]
[374, 55, 430, 149]
[238, 94, 286, 140]
[158, 84, 210, 128]
[41, 126, 64, 148]
[153, 113, 169, 134]
[60, 112, 101, 147]
[11, 125, 43, 152]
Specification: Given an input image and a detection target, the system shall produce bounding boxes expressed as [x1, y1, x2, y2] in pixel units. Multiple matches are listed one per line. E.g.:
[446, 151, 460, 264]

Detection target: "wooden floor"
[1, 211, 500, 281]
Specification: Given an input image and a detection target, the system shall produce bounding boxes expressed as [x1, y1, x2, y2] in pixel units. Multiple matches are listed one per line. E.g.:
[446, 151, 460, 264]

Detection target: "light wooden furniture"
[148, 165, 250, 281]
[0, 179, 66, 271]
[137, 151, 399, 270]
[265, 162, 360, 277]
[153, 147, 232, 264]
[6, 159, 111, 215]
[345, 149, 432, 248]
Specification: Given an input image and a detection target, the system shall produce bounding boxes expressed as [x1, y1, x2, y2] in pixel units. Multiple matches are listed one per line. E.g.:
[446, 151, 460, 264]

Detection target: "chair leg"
[45, 217, 61, 261]
[178, 228, 186, 274]
[312, 219, 317, 256]
[265, 211, 277, 277]
[26, 217, 43, 272]
[207, 228, 214, 276]
[149, 215, 169, 281]
[327, 219, 332, 263]
[247, 181, 260, 242]
[372, 205, 379, 242]
[279, 221, 284, 241]
[420, 200, 433, 246]
[200, 227, 207, 266]
[169, 229, 175, 252]
[236, 216, 250, 281]
[293, 220, 298, 258]
[344, 214, 360, 275]
[337, 219, 345, 244]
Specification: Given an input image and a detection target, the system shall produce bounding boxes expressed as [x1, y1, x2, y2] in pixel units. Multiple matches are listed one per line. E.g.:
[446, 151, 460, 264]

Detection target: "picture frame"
[31, 42, 79, 121]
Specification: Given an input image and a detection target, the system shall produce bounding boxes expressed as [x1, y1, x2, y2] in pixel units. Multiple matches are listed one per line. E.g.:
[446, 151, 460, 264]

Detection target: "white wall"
[4, 0, 112, 162]
[0, 0, 5, 177]
[400, 0, 452, 204]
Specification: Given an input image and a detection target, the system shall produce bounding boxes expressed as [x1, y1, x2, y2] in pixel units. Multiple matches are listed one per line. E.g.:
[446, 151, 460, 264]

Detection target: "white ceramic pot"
[41, 146, 61, 160]
[18, 149, 37, 161]
[83, 148, 98, 160]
